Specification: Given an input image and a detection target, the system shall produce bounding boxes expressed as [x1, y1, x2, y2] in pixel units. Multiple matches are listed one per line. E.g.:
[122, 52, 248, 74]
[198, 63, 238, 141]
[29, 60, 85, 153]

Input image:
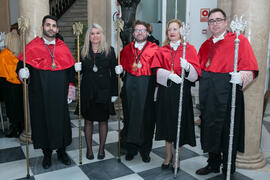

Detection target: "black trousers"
[126, 139, 153, 156]
[208, 151, 236, 174]
[42, 146, 66, 156]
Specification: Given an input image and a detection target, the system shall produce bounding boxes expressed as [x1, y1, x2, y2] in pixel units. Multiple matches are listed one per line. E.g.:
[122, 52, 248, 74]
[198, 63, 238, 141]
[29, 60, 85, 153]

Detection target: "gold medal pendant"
[133, 62, 138, 71]
[51, 62, 56, 69]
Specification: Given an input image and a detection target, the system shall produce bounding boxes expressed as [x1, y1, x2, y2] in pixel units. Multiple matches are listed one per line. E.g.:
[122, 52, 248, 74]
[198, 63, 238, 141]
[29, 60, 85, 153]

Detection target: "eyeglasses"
[208, 18, 225, 25]
[134, 29, 147, 33]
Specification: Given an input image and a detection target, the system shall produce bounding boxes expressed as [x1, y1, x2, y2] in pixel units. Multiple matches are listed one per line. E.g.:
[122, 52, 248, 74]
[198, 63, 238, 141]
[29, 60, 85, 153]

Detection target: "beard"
[134, 36, 147, 43]
[43, 29, 56, 38]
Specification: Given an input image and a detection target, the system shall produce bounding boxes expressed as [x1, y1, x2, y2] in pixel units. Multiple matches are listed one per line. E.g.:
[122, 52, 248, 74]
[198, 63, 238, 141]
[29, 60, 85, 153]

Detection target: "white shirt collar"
[170, 40, 181, 51]
[134, 41, 146, 50]
[43, 37, 56, 45]
[212, 30, 226, 44]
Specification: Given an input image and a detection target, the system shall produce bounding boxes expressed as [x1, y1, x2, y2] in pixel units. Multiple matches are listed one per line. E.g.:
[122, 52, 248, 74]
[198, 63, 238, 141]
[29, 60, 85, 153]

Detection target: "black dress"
[80, 46, 118, 122]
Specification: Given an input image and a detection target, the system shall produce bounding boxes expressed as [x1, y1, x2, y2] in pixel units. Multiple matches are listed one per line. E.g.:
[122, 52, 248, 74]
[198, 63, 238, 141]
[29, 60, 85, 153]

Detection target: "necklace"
[44, 43, 56, 69]
[132, 42, 148, 71]
[170, 47, 177, 73]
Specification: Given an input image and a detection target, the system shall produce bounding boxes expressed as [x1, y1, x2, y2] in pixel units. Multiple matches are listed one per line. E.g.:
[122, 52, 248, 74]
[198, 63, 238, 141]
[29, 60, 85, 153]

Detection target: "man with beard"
[115, 20, 159, 162]
[17, 15, 76, 169]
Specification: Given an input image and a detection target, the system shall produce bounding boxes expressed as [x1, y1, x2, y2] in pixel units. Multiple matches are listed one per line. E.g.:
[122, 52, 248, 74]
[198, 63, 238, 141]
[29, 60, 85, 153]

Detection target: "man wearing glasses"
[196, 8, 258, 177]
[115, 20, 159, 162]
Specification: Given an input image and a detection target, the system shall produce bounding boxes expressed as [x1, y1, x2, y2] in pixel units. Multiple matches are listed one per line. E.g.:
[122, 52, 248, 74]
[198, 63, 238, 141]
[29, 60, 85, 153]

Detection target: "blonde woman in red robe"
[151, 19, 201, 172]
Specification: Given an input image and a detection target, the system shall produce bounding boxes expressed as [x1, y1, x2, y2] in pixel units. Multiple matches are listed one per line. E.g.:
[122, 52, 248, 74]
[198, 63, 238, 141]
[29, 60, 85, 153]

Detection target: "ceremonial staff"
[226, 15, 247, 180]
[174, 22, 190, 178]
[72, 22, 84, 164]
[18, 16, 30, 179]
[113, 11, 124, 162]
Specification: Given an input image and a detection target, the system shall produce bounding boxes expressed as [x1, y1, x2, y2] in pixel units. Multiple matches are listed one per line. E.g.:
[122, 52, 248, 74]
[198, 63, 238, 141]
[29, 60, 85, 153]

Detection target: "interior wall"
[0, 0, 10, 33]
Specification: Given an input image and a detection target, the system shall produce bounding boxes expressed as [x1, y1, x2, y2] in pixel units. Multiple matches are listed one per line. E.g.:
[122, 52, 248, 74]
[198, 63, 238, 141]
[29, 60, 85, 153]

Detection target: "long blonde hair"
[4, 30, 21, 56]
[163, 19, 184, 46]
[81, 24, 109, 59]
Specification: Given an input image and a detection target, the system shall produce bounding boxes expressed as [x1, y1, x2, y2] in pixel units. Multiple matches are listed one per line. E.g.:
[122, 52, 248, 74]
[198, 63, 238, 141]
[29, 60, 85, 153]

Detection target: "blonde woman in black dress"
[75, 24, 118, 160]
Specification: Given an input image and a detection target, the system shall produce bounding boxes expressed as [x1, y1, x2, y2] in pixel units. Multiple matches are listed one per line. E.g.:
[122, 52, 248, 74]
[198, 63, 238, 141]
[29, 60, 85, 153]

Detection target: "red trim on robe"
[120, 41, 159, 76]
[17, 37, 75, 71]
[198, 32, 258, 73]
[151, 43, 201, 77]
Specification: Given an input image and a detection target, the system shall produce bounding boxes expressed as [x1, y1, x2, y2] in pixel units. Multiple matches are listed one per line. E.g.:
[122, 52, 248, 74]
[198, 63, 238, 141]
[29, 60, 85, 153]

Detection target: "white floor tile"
[67, 146, 114, 165]
[0, 159, 33, 180]
[181, 156, 220, 180]
[34, 166, 89, 180]
[121, 152, 164, 173]
[0, 137, 21, 150]
[112, 173, 144, 180]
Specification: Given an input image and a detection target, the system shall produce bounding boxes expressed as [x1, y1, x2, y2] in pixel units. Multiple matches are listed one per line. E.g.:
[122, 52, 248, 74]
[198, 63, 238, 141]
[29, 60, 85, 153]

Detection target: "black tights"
[84, 120, 108, 155]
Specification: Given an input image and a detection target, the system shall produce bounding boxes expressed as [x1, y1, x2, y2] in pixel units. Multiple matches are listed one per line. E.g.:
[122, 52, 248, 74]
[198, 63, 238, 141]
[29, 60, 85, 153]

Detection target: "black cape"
[17, 61, 75, 149]
[125, 73, 156, 145]
[155, 79, 196, 147]
[199, 71, 245, 154]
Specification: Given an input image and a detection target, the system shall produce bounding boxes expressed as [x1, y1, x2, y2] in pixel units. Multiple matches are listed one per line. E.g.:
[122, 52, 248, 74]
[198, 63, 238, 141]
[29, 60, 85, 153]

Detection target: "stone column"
[18, 0, 49, 142]
[87, 0, 111, 44]
[0, 0, 10, 33]
[231, 0, 270, 169]
[217, 0, 232, 21]
[18, 0, 49, 43]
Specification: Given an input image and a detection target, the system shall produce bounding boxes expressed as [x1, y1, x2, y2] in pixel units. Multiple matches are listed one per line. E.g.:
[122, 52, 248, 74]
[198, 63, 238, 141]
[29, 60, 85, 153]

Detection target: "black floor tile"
[80, 158, 133, 180]
[0, 146, 25, 163]
[138, 166, 197, 180]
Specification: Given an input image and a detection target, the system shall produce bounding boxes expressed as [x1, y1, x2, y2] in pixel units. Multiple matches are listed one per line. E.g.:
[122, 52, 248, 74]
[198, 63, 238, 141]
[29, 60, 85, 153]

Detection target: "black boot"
[57, 148, 71, 165]
[42, 148, 52, 169]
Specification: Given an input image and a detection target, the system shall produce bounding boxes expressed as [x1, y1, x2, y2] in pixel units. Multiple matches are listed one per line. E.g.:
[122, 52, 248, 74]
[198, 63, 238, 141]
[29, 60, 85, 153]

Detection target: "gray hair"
[81, 23, 109, 59]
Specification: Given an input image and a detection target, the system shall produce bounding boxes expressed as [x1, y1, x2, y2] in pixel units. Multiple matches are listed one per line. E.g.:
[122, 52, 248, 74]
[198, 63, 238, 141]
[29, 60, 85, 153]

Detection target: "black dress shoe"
[86, 153, 94, 160]
[42, 155, 52, 169]
[57, 151, 71, 165]
[196, 165, 220, 175]
[161, 163, 170, 169]
[125, 153, 134, 161]
[97, 153, 105, 160]
[141, 154, 151, 163]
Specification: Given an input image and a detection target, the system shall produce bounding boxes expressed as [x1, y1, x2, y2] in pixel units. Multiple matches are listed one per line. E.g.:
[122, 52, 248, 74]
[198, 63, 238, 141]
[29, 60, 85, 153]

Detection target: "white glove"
[111, 96, 118, 103]
[19, 67, 30, 80]
[180, 58, 191, 72]
[168, 73, 183, 84]
[67, 99, 72, 104]
[229, 72, 242, 86]
[115, 65, 123, 75]
[74, 62, 82, 72]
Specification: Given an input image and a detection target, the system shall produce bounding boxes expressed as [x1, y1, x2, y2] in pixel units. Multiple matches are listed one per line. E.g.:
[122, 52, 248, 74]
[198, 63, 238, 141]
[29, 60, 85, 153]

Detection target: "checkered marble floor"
[1, 103, 270, 180]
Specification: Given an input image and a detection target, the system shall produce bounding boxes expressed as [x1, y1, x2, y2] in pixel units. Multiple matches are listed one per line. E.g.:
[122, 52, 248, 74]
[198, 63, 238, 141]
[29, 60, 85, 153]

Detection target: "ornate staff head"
[18, 16, 30, 34]
[114, 18, 124, 32]
[230, 15, 247, 36]
[180, 22, 190, 42]
[72, 22, 84, 37]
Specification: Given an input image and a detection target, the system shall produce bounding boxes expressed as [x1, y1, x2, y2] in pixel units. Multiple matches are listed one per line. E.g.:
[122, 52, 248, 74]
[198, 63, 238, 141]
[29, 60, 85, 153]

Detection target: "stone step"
[58, 20, 87, 27]
[60, 16, 88, 22]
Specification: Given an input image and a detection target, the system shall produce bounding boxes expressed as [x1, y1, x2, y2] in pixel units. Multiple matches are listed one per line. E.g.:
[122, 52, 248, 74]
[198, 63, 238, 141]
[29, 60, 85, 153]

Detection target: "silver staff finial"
[180, 22, 190, 42]
[230, 15, 247, 35]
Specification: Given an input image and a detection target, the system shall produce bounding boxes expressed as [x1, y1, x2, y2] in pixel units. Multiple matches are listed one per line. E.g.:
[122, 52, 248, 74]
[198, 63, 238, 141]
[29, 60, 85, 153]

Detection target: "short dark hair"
[208, 8, 227, 19]
[42, 15, 58, 26]
[133, 20, 149, 33]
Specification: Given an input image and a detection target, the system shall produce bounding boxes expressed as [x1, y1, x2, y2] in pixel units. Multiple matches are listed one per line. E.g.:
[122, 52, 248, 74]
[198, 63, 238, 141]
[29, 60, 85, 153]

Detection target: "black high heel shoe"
[161, 163, 170, 169]
[86, 149, 94, 160]
[97, 153, 105, 159]
[97, 150, 105, 160]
